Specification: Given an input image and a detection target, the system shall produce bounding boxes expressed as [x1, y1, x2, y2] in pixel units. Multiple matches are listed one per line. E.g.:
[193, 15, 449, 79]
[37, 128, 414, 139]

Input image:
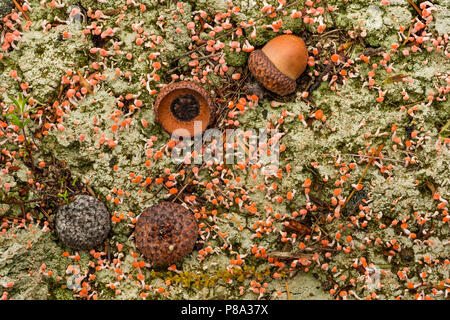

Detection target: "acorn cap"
[55, 195, 111, 250]
[135, 202, 198, 265]
[154, 81, 214, 137]
[248, 35, 308, 96]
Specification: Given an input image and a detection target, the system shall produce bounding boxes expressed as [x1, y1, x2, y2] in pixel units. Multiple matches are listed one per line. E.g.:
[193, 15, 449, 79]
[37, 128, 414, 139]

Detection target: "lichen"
[0, 0, 448, 301]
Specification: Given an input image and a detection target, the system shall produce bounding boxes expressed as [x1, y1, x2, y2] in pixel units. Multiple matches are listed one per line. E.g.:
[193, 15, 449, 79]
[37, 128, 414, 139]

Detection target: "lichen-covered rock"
[434, 1, 450, 34]
[135, 202, 198, 265]
[0, 225, 65, 299]
[55, 195, 111, 250]
[0, 25, 90, 102]
[1, 0, 448, 301]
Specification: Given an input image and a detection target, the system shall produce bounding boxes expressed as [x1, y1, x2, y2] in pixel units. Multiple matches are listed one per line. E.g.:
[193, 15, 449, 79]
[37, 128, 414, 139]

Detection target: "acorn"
[248, 35, 308, 96]
[154, 81, 214, 137]
[135, 202, 198, 265]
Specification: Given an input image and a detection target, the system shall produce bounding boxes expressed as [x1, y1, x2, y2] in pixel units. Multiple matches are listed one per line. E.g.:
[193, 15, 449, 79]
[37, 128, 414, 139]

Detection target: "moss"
[248, 24, 276, 47]
[49, 284, 76, 300]
[224, 45, 248, 67]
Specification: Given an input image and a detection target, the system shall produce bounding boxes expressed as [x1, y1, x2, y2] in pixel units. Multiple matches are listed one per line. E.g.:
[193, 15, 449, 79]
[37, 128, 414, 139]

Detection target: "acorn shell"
[135, 202, 198, 265]
[154, 81, 215, 137]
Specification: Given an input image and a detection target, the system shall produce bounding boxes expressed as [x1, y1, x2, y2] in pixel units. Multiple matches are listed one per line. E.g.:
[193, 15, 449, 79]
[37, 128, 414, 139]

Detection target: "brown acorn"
[154, 81, 214, 137]
[248, 35, 308, 96]
[135, 202, 198, 265]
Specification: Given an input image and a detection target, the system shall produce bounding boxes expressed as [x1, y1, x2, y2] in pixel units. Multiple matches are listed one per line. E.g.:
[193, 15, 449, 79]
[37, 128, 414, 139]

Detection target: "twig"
[401, 18, 416, 47]
[171, 177, 192, 203]
[76, 69, 94, 95]
[267, 251, 313, 260]
[407, 0, 422, 17]
[171, 163, 206, 203]
[0, 197, 47, 205]
[308, 62, 333, 92]
[178, 197, 229, 245]
[213, 71, 250, 127]
[38, 206, 54, 227]
[439, 120, 450, 138]
[12, 0, 30, 21]
[361, 47, 384, 57]
[322, 0, 336, 27]
[143, 185, 164, 202]
[86, 185, 96, 198]
[322, 153, 404, 164]
[285, 281, 291, 300]
[144, 163, 185, 202]
[341, 145, 383, 211]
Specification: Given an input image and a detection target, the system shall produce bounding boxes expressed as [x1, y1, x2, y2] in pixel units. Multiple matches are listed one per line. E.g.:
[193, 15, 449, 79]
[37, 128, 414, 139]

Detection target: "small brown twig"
[171, 177, 193, 203]
[407, 0, 423, 17]
[401, 18, 416, 47]
[86, 185, 96, 198]
[171, 163, 205, 203]
[267, 251, 313, 260]
[12, 0, 30, 21]
[322, 153, 404, 164]
[76, 69, 94, 95]
[361, 47, 384, 57]
[22, 127, 38, 175]
[285, 281, 291, 300]
[341, 145, 383, 211]
[144, 163, 186, 202]
[177, 197, 229, 245]
[38, 206, 54, 227]
[143, 185, 164, 202]
[307, 61, 333, 93]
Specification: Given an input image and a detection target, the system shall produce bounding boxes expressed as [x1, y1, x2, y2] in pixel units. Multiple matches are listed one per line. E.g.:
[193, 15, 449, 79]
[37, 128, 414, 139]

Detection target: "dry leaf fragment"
[384, 74, 410, 83]
[285, 219, 312, 235]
